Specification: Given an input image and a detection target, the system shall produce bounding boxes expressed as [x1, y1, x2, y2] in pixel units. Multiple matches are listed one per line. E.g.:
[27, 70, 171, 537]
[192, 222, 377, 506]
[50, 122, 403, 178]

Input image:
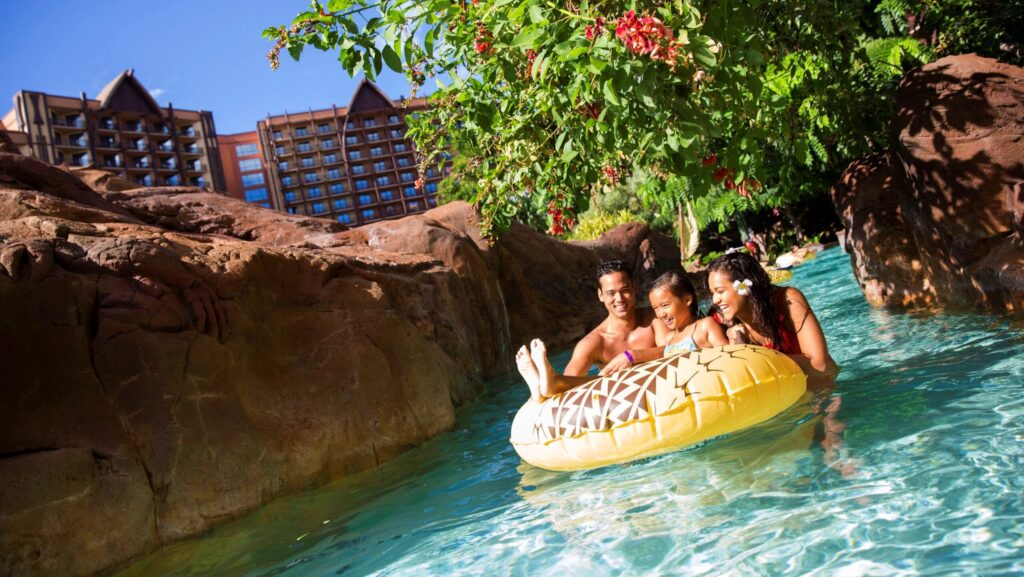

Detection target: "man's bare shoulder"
[636, 307, 660, 328]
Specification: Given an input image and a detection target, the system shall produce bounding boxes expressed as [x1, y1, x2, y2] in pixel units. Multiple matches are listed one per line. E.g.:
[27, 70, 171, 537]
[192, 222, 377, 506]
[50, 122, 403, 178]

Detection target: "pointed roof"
[345, 78, 396, 115]
[96, 69, 163, 116]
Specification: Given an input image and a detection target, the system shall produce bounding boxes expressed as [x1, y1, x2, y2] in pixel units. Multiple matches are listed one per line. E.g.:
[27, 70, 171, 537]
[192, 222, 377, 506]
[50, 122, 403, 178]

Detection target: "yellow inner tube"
[509, 344, 807, 471]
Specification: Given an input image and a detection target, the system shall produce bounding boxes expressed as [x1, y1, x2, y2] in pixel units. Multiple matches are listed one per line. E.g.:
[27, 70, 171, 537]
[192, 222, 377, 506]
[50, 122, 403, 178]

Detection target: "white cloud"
[150, 88, 166, 99]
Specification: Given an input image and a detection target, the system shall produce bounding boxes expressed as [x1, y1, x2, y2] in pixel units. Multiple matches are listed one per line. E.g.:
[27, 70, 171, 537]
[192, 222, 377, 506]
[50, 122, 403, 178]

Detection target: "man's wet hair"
[596, 260, 631, 281]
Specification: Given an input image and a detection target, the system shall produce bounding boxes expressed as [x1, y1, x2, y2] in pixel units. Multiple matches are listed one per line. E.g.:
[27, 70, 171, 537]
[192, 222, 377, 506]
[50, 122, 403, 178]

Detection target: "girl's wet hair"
[648, 270, 700, 319]
[706, 252, 781, 345]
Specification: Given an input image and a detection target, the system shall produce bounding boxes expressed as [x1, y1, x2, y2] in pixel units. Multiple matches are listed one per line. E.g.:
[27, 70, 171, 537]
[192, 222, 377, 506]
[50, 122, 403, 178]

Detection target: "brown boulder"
[0, 157, 679, 577]
[833, 54, 1024, 311]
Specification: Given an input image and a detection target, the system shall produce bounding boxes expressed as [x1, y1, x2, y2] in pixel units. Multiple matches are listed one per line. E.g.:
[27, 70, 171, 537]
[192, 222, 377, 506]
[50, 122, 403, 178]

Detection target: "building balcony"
[179, 127, 197, 137]
[68, 157, 91, 167]
[185, 162, 203, 173]
[96, 140, 119, 150]
[125, 142, 150, 152]
[180, 146, 203, 156]
[51, 117, 84, 129]
[55, 138, 89, 148]
[151, 126, 171, 135]
[97, 119, 118, 131]
[154, 144, 175, 153]
[157, 162, 178, 171]
[123, 123, 146, 133]
[129, 160, 152, 169]
[103, 159, 124, 168]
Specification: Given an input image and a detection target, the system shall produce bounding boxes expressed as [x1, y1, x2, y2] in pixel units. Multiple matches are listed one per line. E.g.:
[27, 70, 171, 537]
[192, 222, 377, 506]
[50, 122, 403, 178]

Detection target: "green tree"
[262, 0, 999, 239]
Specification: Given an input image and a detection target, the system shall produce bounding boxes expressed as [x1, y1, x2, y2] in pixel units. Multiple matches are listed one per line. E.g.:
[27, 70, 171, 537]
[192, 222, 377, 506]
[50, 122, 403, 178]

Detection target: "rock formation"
[0, 152, 679, 577]
[832, 54, 1024, 310]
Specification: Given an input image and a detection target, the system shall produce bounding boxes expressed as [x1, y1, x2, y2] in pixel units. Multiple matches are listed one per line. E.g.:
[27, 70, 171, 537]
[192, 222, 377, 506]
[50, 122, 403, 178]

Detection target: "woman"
[517, 270, 725, 402]
[706, 252, 839, 380]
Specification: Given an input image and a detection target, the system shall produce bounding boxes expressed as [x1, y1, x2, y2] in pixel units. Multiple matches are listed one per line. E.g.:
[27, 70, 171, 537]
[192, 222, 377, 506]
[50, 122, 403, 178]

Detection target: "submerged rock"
[0, 152, 679, 576]
[832, 54, 1024, 311]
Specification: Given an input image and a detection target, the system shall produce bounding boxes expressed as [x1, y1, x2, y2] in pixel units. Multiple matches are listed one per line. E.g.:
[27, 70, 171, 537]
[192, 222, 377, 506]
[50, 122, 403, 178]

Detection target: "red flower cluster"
[701, 152, 717, 166]
[525, 49, 537, 77]
[614, 10, 683, 67]
[708, 157, 760, 198]
[415, 177, 425, 190]
[474, 22, 492, 54]
[603, 165, 620, 185]
[547, 199, 575, 235]
[578, 102, 602, 119]
[585, 17, 606, 41]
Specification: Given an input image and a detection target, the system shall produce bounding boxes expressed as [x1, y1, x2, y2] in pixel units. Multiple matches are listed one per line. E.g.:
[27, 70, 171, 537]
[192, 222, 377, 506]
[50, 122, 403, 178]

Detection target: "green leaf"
[424, 27, 436, 57]
[386, 9, 405, 24]
[602, 79, 620, 106]
[588, 55, 607, 74]
[511, 27, 545, 48]
[381, 44, 403, 72]
[529, 4, 546, 24]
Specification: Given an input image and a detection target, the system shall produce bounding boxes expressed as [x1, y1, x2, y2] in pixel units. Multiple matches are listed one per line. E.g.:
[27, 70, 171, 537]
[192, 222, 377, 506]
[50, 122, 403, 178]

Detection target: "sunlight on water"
[115, 248, 1024, 576]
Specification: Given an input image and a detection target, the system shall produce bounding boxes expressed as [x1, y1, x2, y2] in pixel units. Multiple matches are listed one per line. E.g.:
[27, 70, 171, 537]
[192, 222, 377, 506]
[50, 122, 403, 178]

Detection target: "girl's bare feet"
[530, 338, 557, 399]
[516, 345, 543, 403]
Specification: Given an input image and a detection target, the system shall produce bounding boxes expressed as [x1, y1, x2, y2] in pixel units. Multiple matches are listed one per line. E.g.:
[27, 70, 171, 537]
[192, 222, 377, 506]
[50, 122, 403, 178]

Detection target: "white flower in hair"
[733, 278, 753, 296]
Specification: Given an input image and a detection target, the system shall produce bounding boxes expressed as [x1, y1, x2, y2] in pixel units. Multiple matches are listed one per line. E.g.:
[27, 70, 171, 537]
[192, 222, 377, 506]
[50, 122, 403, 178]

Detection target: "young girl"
[706, 252, 839, 380]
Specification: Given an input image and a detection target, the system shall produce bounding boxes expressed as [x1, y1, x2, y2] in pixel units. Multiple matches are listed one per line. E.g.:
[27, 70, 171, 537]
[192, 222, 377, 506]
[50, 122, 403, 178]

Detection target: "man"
[515, 260, 665, 402]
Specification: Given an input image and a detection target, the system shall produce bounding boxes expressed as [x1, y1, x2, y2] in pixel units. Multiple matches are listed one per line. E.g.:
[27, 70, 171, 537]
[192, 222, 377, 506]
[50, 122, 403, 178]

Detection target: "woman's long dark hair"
[649, 270, 700, 320]
[706, 252, 780, 346]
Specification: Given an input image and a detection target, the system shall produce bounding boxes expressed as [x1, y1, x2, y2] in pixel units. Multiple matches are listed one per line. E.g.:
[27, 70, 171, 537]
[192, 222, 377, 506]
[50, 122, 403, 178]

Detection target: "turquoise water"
[117, 248, 1024, 576]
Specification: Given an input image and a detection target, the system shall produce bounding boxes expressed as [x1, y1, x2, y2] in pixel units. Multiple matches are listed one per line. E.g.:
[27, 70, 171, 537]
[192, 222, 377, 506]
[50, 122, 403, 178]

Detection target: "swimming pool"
[115, 247, 1024, 576]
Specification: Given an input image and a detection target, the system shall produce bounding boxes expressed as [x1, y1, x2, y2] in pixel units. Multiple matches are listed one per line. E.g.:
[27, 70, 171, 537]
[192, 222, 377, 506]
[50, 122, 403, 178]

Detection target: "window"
[400, 172, 414, 182]
[388, 114, 400, 124]
[276, 146, 286, 155]
[301, 157, 315, 167]
[384, 205, 399, 216]
[297, 143, 312, 152]
[390, 129, 403, 138]
[327, 168, 341, 179]
[426, 167, 436, 177]
[404, 186, 417, 197]
[311, 202, 326, 214]
[165, 175, 181, 186]
[278, 161, 289, 170]
[380, 190, 394, 201]
[320, 139, 334, 148]
[376, 175, 391, 186]
[284, 191, 297, 202]
[295, 127, 309, 136]
[244, 188, 269, 203]
[358, 194, 373, 205]
[333, 198, 350, 210]
[397, 157, 411, 167]
[330, 183, 344, 194]
[362, 209, 376, 219]
[373, 161, 387, 171]
[345, 135, 358, 145]
[338, 213, 352, 224]
[239, 158, 262, 171]
[99, 117, 116, 129]
[425, 182, 438, 193]
[241, 173, 265, 187]
[324, 153, 337, 164]
[355, 179, 369, 190]
[281, 176, 294, 186]
[273, 131, 283, 139]
[192, 177, 207, 187]
[304, 172, 318, 183]
[371, 146, 384, 156]
[346, 121, 356, 129]
[348, 150, 362, 160]
[367, 132, 380, 141]
[394, 143, 407, 152]
[364, 118, 377, 127]
[318, 124, 331, 133]
[307, 187, 322, 198]
[286, 206, 297, 214]
[236, 143, 259, 156]
[408, 200, 422, 211]
[260, 202, 271, 208]
[352, 165, 365, 175]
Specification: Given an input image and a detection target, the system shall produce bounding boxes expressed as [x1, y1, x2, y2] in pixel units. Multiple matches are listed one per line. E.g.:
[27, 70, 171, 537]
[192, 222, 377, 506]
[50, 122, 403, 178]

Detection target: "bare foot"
[530, 338, 557, 399]
[516, 345, 542, 403]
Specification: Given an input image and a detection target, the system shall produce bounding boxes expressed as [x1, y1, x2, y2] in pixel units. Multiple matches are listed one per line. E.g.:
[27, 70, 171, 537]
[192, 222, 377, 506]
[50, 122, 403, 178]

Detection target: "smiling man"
[516, 260, 665, 401]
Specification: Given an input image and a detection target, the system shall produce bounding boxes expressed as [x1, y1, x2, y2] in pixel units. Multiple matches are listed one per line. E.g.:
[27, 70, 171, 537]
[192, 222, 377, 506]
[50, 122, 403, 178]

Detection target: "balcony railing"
[97, 120, 118, 130]
[181, 146, 203, 155]
[103, 159, 124, 168]
[58, 138, 88, 148]
[155, 144, 175, 152]
[68, 157, 90, 167]
[186, 162, 203, 172]
[52, 117, 84, 128]
[151, 126, 171, 135]
[123, 123, 146, 133]
[132, 160, 152, 169]
[180, 128, 196, 137]
[97, 140, 119, 149]
[126, 142, 149, 151]
[158, 162, 178, 170]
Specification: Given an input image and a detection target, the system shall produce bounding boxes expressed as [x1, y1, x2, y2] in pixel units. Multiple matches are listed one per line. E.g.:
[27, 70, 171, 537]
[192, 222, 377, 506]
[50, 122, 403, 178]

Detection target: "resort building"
[216, 131, 274, 209]
[0, 69, 225, 191]
[256, 80, 448, 226]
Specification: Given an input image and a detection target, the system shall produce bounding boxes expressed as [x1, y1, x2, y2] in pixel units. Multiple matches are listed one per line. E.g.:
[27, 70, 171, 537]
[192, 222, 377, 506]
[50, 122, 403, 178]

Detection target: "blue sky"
[1, 0, 413, 134]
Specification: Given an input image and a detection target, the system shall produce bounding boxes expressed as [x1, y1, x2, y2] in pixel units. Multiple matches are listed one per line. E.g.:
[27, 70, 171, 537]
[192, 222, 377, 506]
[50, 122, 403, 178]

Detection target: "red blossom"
[603, 165, 620, 185]
[614, 10, 684, 68]
[712, 167, 729, 183]
[702, 152, 717, 166]
[584, 17, 606, 41]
